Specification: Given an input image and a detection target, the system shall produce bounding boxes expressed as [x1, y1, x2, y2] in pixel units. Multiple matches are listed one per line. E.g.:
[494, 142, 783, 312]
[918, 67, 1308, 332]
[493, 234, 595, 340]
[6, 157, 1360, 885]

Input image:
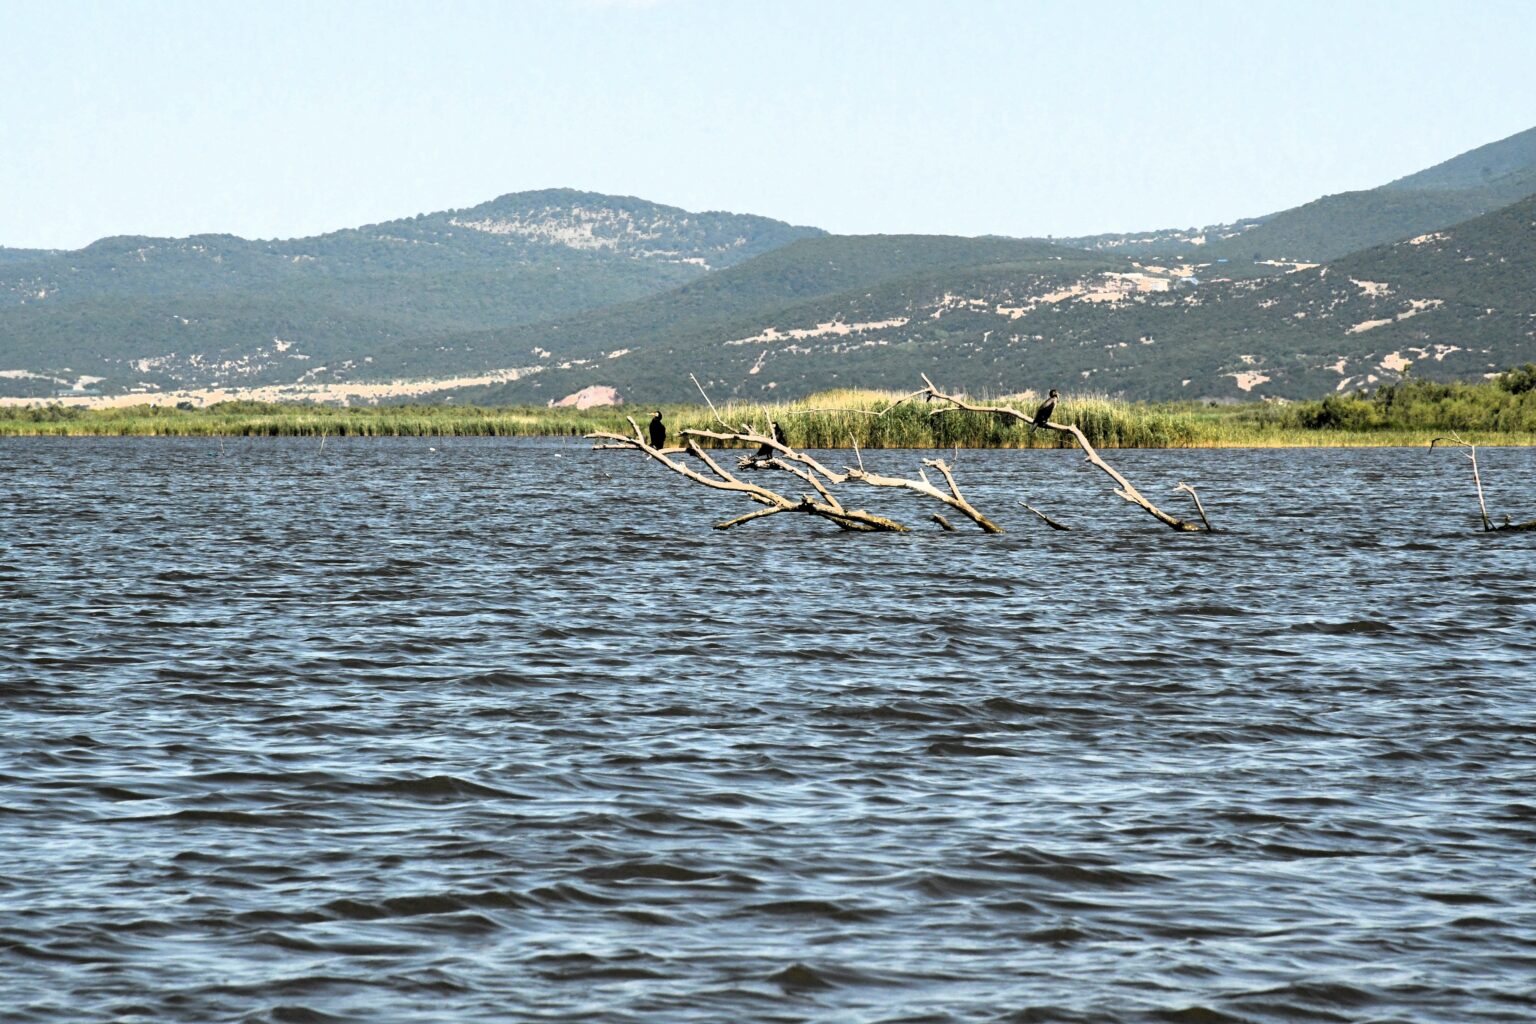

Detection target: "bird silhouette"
[648, 411, 666, 448]
[1032, 389, 1059, 429]
[753, 421, 788, 459]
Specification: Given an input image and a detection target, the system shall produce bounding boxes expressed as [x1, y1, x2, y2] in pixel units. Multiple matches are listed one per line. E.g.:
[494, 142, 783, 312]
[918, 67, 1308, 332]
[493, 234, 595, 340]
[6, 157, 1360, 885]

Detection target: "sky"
[2, 0, 1534, 250]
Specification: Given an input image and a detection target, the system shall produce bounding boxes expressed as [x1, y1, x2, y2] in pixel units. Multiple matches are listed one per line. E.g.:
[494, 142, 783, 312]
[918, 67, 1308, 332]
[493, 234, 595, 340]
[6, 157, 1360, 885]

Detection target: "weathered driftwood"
[589, 418, 908, 532]
[593, 442, 687, 455]
[845, 458, 1004, 533]
[684, 427, 849, 481]
[1431, 434, 1536, 533]
[590, 419, 1005, 534]
[1174, 482, 1215, 531]
[690, 372, 729, 428]
[918, 374, 1210, 532]
[684, 427, 1003, 532]
[1018, 501, 1071, 531]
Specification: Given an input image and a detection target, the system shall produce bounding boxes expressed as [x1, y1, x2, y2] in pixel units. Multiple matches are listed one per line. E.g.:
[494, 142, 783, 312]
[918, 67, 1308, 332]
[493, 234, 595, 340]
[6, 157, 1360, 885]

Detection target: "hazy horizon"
[3, 0, 1535, 250]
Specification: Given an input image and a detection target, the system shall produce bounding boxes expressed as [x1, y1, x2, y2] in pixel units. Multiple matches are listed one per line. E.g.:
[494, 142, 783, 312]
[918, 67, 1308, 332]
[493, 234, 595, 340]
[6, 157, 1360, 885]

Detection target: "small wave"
[1167, 603, 1251, 617]
[926, 738, 1019, 757]
[1150, 1007, 1248, 1024]
[263, 1006, 353, 1024]
[1421, 890, 1500, 905]
[1023, 925, 1092, 943]
[344, 775, 534, 802]
[1232, 979, 1382, 1012]
[736, 898, 885, 922]
[766, 960, 895, 991]
[1288, 618, 1398, 636]
[112, 808, 324, 827]
[579, 860, 723, 884]
[768, 962, 837, 991]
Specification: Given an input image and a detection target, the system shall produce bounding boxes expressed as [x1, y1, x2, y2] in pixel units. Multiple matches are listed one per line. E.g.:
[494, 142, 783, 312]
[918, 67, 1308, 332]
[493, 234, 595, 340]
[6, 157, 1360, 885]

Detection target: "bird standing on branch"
[648, 411, 666, 448]
[752, 421, 788, 459]
[1031, 389, 1059, 429]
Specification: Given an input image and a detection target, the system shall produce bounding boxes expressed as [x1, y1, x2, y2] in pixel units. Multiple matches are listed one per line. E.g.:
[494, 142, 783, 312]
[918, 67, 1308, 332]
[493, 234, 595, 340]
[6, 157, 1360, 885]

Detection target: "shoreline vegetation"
[5, 373, 1536, 448]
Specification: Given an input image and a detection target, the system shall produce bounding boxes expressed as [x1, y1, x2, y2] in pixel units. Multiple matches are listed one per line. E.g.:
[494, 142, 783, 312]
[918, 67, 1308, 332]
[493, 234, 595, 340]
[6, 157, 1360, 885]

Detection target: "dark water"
[3, 437, 1534, 1024]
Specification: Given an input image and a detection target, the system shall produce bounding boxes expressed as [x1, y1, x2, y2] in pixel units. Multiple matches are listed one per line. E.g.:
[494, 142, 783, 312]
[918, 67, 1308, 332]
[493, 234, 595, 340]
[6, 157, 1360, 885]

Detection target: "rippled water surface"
[3, 437, 1535, 1023]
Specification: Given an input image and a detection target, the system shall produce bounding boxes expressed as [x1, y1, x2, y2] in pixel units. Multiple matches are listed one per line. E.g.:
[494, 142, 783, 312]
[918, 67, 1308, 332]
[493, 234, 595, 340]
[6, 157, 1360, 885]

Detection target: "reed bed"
[0, 402, 622, 438]
[4, 389, 1536, 448]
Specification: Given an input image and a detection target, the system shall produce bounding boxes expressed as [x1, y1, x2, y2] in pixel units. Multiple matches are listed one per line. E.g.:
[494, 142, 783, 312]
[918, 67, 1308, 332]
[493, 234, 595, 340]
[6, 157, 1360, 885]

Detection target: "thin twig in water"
[849, 431, 865, 473]
[794, 407, 884, 416]
[1017, 501, 1071, 531]
[689, 373, 729, 428]
[1431, 433, 1492, 531]
[1173, 482, 1212, 531]
[874, 387, 933, 418]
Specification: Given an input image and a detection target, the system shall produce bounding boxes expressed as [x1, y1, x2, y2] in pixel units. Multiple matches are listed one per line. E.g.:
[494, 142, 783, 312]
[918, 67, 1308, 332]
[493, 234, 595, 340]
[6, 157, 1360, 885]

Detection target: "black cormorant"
[1032, 389, 1059, 429]
[648, 411, 666, 448]
[753, 421, 787, 459]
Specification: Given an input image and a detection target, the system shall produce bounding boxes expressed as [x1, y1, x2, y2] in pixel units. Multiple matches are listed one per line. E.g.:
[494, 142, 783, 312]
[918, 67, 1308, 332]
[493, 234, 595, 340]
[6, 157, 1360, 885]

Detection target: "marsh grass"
[5, 385, 1536, 448]
[0, 402, 621, 438]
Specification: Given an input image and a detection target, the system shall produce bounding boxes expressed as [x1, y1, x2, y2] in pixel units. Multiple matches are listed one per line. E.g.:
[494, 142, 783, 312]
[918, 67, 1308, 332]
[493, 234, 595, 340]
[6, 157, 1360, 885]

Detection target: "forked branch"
[592, 420, 1004, 534]
[683, 425, 1003, 532]
[918, 374, 1209, 532]
[845, 458, 1003, 532]
[587, 419, 907, 532]
[1018, 501, 1072, 531]
[1431, 434, 1536, 532]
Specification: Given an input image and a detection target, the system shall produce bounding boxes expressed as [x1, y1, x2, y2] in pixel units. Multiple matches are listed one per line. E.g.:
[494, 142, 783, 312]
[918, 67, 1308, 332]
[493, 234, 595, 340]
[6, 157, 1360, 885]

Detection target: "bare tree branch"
[682, 427, 852, 483]
[1018, 501, 1071, 531]
[875, 386, 935, 418]
[586, 428, 908, 532]
[918, 376, 1208, 532]
[716, 506, 786, 530]
[689, 373, 729, 428]
[1431, 434, 1536, 532]
[845, 458, 1003, 532]
[1174, 482, 1215, 532]
[595, 413, 1002, 536]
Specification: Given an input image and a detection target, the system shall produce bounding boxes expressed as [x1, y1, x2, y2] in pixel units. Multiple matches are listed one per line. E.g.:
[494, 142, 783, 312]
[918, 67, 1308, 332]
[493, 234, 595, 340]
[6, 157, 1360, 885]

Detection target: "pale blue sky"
[2, 0, 1533, 250]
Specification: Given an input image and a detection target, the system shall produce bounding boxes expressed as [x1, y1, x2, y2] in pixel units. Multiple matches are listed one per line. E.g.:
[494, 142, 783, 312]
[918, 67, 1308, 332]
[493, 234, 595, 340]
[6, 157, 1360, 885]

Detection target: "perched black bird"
[648, 411, 666, 448]
[1032, 389, 1059, 429]
[753, 420, 787, 459]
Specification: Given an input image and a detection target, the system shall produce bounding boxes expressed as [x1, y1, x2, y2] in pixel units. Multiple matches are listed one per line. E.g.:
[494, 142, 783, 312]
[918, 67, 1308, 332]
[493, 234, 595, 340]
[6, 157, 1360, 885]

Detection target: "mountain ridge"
[3, 126, 1535, 405]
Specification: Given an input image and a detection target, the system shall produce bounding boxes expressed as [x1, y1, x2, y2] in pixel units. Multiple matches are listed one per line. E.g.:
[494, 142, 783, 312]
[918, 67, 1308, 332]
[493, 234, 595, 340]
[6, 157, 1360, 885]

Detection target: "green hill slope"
[456, 194, 1535, 405]
[430, 236, 1124, 403]
[0, 190, 822, 396]
[1383, 126, 1536, 191]
[1065, 126, 1536, 264]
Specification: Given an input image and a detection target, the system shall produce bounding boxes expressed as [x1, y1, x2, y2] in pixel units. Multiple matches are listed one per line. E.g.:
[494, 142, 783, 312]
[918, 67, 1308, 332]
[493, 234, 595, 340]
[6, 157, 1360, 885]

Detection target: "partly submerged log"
[918, 375, 1212, 532]
[1018, 501, 1072, 531]
[684, 426, 1003, 533]
[588, 419, 1004, 534]
[1431, 434, 1536, 533]
[844, 458, 1003, 533]
[589, 418, 908, 532]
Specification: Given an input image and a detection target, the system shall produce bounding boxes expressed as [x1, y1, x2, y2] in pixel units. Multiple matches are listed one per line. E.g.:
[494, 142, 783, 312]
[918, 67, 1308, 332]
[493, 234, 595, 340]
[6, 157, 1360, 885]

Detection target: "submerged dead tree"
[588, 418, 1001, 533]
[916, 374, 1214, 532]
[1431, 434, 1536, 533]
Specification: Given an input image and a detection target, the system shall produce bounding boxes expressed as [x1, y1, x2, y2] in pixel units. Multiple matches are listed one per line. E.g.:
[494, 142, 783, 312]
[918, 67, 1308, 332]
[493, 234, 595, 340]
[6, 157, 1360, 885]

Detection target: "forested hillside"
[1061, 126, 1536, 264]
[0, 190, 821, 397]
[451, 194, 1536, 404]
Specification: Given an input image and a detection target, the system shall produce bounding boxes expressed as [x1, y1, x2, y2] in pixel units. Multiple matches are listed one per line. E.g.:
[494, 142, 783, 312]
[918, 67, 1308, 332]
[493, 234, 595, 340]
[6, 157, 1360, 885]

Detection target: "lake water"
[2, 437, 1534, 1023]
